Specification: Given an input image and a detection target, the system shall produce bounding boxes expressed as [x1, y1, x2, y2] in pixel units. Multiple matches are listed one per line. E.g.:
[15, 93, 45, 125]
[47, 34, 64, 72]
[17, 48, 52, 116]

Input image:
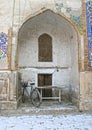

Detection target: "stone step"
[0, 101, 79, 116]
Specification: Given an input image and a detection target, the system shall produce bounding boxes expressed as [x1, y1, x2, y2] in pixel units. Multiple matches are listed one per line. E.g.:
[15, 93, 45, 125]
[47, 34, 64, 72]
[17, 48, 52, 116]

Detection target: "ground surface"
[0, 101, 92, 130]
[0, 114, 92, 130]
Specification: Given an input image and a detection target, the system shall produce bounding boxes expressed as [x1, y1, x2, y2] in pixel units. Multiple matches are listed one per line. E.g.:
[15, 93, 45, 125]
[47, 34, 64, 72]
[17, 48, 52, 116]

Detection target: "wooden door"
[38, 74, 52, 97]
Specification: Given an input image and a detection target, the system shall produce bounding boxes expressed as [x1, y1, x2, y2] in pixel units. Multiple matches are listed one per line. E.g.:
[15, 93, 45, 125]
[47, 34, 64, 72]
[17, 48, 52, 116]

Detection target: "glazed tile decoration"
[0, 32, 8, 59]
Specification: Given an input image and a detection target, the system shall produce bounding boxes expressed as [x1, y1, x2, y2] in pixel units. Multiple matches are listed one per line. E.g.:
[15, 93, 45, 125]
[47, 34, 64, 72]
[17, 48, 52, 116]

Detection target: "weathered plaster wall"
[0, 71, 19, 109]
[0, 0, 13, 31]
[0, 0, 13, 70]
[80, 72, 92, 110]
[18, 10, 79, 102]
[0, 0, 82, 69]
[0, 0, 82, 109]
[0, 0, 92, 110]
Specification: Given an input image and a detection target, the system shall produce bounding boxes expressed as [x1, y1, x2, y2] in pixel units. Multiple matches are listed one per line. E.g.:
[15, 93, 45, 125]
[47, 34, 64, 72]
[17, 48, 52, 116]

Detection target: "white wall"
[18, 10, 79, 99]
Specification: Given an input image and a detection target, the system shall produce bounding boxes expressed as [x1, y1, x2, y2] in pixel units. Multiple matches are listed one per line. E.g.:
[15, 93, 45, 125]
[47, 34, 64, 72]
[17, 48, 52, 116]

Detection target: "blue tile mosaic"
[66, 7, 72, 13]
[55, 3, 63, 12]
[70, 15, 83, 35]
[86, 1, 92, 67]
[71, 15, 81, 25]
[55, 3, 63, 8]
[55, 2, 83, 34]
[0, 32, 8, 59]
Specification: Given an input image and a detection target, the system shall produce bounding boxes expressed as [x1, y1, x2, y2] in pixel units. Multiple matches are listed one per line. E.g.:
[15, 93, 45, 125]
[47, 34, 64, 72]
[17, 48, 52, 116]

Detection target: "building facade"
[0, 0, 92, 111]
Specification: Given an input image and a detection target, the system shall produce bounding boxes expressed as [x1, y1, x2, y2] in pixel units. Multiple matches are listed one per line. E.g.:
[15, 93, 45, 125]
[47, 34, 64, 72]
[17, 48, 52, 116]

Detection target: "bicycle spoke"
[31, 89, 42, 107]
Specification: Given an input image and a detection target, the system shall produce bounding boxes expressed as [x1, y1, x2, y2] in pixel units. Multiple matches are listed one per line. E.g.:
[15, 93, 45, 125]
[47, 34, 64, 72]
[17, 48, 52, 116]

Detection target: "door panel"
[38, 74, 52, 97]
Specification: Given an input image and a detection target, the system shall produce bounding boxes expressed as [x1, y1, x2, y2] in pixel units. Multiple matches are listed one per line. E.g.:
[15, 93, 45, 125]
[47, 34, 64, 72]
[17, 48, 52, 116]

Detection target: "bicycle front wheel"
[31, 88, 42, 107]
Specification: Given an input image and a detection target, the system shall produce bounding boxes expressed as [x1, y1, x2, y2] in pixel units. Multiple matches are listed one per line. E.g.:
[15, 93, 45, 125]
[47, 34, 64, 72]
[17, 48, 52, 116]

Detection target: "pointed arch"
[18, 9, 80, 38]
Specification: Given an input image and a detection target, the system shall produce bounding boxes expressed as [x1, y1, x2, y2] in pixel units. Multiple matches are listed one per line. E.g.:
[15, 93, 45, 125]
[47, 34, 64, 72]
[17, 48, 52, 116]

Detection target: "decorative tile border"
[66, 7, 72, 13]
[86, 1, 92, 67]
[70, 15, 84, 35]
[0, 32, 8, 59]
[55, 2, 83, 35]
[55, 2, 63, 12]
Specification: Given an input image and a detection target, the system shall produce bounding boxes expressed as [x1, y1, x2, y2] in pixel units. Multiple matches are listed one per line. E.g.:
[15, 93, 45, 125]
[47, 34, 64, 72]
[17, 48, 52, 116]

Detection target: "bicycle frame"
[21, 81, 42, 107]
[21, 82, 34, 98]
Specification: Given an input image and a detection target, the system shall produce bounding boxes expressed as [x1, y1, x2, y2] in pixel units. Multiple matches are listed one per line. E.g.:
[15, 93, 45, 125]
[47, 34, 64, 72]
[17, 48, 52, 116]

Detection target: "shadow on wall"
[61, 85, 73, 102]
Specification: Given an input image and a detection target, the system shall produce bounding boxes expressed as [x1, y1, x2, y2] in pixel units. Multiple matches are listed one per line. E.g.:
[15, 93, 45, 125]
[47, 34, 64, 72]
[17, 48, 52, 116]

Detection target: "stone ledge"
[0, 100, 19, 110]
[79, 100, 92, 111]
[0, 101, 78, 116]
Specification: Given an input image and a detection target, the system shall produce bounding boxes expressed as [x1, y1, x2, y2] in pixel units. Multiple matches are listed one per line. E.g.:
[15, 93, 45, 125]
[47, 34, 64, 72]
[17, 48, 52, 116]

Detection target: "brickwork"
[78, 1, 92, 111]
[82, 2, 89, 71]
[7, 28, 12, 70]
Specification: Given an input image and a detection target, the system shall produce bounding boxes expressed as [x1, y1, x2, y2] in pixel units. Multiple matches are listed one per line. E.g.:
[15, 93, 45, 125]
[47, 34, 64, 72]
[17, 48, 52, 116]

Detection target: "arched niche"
[17, 9, 80, 107]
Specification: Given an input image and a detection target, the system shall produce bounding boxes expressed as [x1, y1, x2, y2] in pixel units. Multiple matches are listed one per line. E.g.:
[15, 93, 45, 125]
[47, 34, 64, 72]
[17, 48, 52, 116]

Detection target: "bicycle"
[21, 81, 42, 107]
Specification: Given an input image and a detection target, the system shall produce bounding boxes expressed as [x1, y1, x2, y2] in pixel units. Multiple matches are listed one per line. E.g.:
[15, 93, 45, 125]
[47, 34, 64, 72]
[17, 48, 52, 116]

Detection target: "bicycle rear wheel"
[22, 88, 25, 103]
[31, 88, 42, 107]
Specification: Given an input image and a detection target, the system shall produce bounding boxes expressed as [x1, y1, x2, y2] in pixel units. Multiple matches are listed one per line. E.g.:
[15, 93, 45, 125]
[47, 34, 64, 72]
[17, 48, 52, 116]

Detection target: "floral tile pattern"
[0, 32, 8, 59]
[55, 2, 83, 35]
[86, 1, 92, 67]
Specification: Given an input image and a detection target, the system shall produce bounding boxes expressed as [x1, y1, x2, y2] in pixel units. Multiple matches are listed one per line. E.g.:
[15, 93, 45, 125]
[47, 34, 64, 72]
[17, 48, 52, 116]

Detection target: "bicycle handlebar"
[21, 81, 35, 88]
[29, 83, 35, 85]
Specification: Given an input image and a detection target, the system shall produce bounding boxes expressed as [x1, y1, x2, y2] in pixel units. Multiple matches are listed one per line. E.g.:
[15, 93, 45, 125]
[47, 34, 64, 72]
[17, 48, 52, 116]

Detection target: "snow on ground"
[0, 114, 92, 130]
